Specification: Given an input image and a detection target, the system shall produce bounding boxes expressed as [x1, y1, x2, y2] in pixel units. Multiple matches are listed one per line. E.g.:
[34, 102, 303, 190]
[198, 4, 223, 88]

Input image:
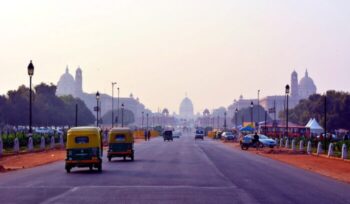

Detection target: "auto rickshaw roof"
[68, 126, 101, 134]
[109, 127, 132, 133]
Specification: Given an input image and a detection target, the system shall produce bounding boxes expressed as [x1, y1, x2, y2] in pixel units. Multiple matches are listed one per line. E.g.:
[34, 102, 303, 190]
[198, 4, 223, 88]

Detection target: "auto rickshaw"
[107, 127, 134, 161]
[65, 127, 103, 173]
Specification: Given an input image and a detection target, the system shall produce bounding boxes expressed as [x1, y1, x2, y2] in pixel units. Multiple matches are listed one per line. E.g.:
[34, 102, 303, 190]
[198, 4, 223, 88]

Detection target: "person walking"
[144, 129, 147, 141]
[147, 130, 151, 141]
[253, 132, 260, 150]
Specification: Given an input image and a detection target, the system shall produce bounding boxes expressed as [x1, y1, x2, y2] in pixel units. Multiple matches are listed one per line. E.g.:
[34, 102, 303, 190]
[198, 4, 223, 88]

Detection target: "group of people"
[144, 130, 151, 141]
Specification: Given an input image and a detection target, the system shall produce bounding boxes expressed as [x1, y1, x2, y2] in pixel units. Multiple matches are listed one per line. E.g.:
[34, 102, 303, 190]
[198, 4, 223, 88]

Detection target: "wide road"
[0, 133, 350, 204]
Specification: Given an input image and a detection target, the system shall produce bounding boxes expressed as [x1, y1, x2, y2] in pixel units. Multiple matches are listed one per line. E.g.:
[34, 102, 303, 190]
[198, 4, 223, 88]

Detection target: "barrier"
[50, 136, 55, 149]
[307, 141, 312, 155]
[299, 140, 304, 151]
[28, 137, 34, 152]
[13, 137, 19, 154]
[341, 144, 348, 160]
[285, 139, 289, 149]
[291, 139, 296, 151]
[327, 143, 334, 157]
[316, 142, 323, 155]
[279, 138, 283, 148]
[40, 136, 46, 151]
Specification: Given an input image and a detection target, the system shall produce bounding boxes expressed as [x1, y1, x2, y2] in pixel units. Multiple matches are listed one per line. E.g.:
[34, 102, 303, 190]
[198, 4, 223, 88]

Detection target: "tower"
[75, 67, 83, 97]
[291, 70, 299, 100]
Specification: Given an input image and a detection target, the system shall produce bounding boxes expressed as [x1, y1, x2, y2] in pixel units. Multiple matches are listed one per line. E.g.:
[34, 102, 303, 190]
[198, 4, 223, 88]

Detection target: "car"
[163, 130, 173, 141]
[240, 134, 277, 150]
[35, 127, 54, 134]
[195, 130, 204, 140]
[173, 130, 182, 138]
[221, 131, 236, 142]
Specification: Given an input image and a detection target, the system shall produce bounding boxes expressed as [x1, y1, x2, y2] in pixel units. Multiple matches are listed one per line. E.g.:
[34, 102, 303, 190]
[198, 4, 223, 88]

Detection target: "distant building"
[228, 70, 317, 121]
[179, 96, 194, 120]
[56, 67, 147, 125]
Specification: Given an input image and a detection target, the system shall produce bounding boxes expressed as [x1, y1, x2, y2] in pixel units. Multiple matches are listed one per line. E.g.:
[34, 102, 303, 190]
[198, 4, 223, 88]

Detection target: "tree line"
[281, 90, 350, 131]
[0, 83, 95, 127]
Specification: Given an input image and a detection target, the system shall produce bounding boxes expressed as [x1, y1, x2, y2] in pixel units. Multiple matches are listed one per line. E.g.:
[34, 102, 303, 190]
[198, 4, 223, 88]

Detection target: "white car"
[173, 131, 182, 138]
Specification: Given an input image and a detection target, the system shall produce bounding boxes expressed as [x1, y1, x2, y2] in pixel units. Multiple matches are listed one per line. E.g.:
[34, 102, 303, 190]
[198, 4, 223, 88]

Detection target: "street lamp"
[27, 60, 34, 134]
[285, 84, 290, 139]
[121, 103, 124, 127]
[141, 111, 144, 130]
[224, 112, 227, 130]
[258, 90, 260, 124]
[111, 82, 117, 127]
[324, 92, 327, 151]
[235, 108, 238, 129]
[146, 113, 149, 131]
[250, 101, 254, 127]
[96, 91, 100, 127]
[117, 87, 120, 126]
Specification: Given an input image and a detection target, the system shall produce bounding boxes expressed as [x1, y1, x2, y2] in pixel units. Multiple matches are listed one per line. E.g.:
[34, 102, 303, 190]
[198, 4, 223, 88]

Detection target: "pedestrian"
[253, 132, 260, 150]
[144, 129, 147, 141]
[147, 130, 151, 141]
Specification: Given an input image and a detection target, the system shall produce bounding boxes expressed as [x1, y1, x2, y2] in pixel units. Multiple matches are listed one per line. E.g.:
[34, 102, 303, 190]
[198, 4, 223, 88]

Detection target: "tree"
[101, 109, 135, 126]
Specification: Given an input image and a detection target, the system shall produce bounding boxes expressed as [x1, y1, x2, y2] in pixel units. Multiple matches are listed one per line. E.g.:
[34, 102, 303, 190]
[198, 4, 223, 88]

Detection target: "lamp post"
[324, 92, 327, 151]
[146, 113, 149, 131]
[117, 87, 120, 126]
[27, 61, 34, 134]
[111, 82, 117, 127]
[96, 91, 100, 127]
[224, 112, 227, 130]
[121, 103, 124, 127]
[250, 101, 254, 127]
[285, 84, 290, 139]
[235, 108, 238, 129]
[258, 90, 260, 124]
[141, 111, 144, 130]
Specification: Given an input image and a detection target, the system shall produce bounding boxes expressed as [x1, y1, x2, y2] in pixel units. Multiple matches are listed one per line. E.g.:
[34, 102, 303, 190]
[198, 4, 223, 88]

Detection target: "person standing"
[147, 130, 151, 141]
[253, 132, 260, 150]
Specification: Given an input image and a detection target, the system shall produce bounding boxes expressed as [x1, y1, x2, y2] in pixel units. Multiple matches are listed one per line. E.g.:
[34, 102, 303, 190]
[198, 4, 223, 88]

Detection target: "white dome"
[179, 97, 194, 119]
[299, 70, 317, 99]
[56, 67, 76, 96]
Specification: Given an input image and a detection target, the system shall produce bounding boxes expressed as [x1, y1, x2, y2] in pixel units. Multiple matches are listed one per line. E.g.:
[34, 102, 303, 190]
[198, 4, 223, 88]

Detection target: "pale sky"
[1, 0, 349, 114]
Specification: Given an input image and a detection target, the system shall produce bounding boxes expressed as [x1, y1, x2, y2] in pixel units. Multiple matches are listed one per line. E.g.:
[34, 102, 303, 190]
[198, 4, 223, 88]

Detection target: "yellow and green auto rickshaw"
[107, 127, 134, 162]
[65, 127, 103, 173]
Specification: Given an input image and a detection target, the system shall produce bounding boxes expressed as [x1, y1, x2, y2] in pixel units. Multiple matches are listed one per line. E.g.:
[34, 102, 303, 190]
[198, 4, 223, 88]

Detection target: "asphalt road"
[0, 133, 350, 204]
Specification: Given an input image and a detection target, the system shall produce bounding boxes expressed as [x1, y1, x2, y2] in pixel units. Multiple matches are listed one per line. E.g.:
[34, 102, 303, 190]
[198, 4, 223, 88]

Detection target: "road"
[0, 133, 350, 204]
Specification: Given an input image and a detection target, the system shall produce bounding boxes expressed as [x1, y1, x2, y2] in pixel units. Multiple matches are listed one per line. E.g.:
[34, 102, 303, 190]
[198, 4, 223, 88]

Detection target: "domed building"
[56, 67, 76, 96]
[179, 97, 194, 119]
[298, 70, 317, 99]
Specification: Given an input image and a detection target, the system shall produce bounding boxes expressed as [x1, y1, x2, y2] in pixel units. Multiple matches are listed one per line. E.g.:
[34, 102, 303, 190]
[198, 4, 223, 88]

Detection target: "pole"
[121, 104, 124, 127]
[141, 111, 144, 130]
[117, 87, 120, 126]
[264, 111, 267, 135]
[96, 98, 99, 127]
[112, 82, 116, 127]
[250, 106, 253, 126]
[258, 90, 260, 124]
[146, 113, 149, 130]
[75, 104, 78, 127]
[29, 76, 32, 134]
[224, 112, 227, 130]
[324, 93, 327, 151]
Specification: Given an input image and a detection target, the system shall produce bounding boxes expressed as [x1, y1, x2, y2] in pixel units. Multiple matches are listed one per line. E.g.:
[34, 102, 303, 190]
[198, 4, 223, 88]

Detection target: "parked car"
[195, 130, 204, 140]
[35, 127, 54, 134]
[173, 130, 182, 138]
[221, 131, 236, 142]
[240, 134, 277, 150]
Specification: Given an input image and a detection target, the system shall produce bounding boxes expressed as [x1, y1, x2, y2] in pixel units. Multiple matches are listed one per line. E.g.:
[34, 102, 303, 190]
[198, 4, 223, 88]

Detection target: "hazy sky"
[1, 0, 349, 114]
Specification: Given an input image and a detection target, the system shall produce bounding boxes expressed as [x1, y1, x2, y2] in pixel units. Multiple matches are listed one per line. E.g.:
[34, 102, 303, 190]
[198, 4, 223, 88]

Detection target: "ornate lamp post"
[121, 103, 124, 127]
[141, 111, 144, 130]
[258, 90, 260, 124]
[111, 82, 117, 127]
[235, 108, 238, 129]
[96, 91, 100, 127]
[27, 61, 34, 134]
[223, 112, 227, 130]
[250, 101, 254, 127]
[117, 87, 120, 126]
[146, 113, 149, 131]
[285, 84, 290, 139]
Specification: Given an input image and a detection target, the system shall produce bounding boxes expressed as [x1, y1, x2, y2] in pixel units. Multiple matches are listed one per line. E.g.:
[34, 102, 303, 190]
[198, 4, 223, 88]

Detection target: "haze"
[1, 0, 349, 113]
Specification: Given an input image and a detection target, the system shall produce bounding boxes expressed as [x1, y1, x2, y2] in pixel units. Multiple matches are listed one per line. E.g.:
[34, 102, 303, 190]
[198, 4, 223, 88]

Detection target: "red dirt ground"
[224, 142, 350, 184]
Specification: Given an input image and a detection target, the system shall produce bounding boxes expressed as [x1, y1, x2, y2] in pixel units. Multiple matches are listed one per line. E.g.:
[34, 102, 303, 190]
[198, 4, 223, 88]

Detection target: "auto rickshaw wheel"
[131, 154, 134, 161]
[65, 166, 71, 173]
[97, 164, 102, 172]
[89, 166, 93, 171]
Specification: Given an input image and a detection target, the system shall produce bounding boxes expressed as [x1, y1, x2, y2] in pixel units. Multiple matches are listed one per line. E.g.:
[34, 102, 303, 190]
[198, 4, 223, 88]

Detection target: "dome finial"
[305, 69, 309, 78]
[65, 65, 69, 73]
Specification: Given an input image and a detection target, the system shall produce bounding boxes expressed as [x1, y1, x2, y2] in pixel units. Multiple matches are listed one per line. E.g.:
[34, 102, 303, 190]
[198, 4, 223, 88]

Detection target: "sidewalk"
[0, 138, 147, 172]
